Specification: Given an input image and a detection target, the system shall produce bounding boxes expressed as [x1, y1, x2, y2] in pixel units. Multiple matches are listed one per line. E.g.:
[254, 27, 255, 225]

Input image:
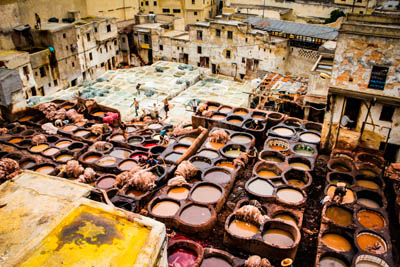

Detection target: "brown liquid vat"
[29, 143, 49, 153]
[95, 175, 115, 190]
[287, 156, 312, 171]
[201, 248, 242, 267]
[352, 254, 390, 267]
[218, 105, 233, 114]
[267, 112, 285, 127]
[328, 158, 355, 174]
[283, 168, 312, 190]
[324, 205, 353, 227]
[232, 107, 249, 116]
[230, 132, 254, 146]
[356, 232, 387, 255]
[276, 186, 306, 206]
[245, 177, 275, 198]
[356, 162, 381, 178]
[197, 149, 219, 159]
[55, 140, 72, 149]
[321, 232, 353, 253]
[167, 186, 190, 201]
[118, 159, 138, 172]
[34, 163, 57, 175]
[189, 156, 212, 170]
[299, 131, 321, 144]
[151, 198, 181, 217]
[355, 152, 385, 168]
[214, 159, 237, 171]
[264, 138, 290, 153]
[259, 150, 286, 164]
[190, 182, 224, 204]
[326, 185, 355, 204]
[318, 253, 350, 267]
[253, 161, 282, 179]
[55, 153, 74, 163]
[270, 126, 296, 139]
[283, 117, 303, 128]
[202, 167, 232, 185]
[357, 209, 385, 230]
[327, 172, 355, 187]
[356, 190, 385, 209]
[109, 149, 132, 159]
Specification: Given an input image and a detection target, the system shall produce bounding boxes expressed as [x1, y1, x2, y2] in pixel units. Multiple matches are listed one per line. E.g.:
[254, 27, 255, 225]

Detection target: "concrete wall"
[284, 47, 320, 76]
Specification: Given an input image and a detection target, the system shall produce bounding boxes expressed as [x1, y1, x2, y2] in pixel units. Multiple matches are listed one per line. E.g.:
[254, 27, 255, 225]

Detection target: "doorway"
[343, 97, 361, 129]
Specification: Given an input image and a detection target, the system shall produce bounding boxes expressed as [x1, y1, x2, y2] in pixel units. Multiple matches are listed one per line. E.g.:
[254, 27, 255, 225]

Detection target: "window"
[159, 44, 163, 51]
[194, 11, 198, 15]
[114, 40, 117, 46]
[197, 46, 202, 54]
[89, 52, 93, 61]
[72, 61, 75, 67]
[368, 66, 388, 90]
[242, 57, 245, 63]
[227, 31, 233, 39]
[192, 0, 195, 4]
[145, 0, 149, 5]
[107, 25, 111, 32]
[87, 33, 91, 41]
[39, 67, 46, 77]
[379, 105, 395, 122]
[226, 50, 231, 58]
[154, 1, 157, 5]
[144, 34, 149, 44]
[197, 30, 203, 40]
[173, 9, 181, 13]
[95, 27, 98, 33]
[141, 1, 144, 6]
[216, 29, 221, 37]
[23, 66, 29, 75]
[162, 8, 170, 13]
[71, 79, 77, 86]
[101, 62, 105, 67]
[63, 33, 66, 38]
[245, 37, 248, 43]
[66, 45, 69, 51]
[54, 79, 58, 86]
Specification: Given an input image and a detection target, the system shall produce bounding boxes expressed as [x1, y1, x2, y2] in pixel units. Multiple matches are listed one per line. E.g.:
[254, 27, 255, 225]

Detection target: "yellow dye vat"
[20, 205, 150, 267]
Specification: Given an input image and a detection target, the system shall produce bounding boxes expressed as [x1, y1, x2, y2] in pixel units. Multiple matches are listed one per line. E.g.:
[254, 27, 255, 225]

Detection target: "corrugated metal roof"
[244, 17, 338, 40]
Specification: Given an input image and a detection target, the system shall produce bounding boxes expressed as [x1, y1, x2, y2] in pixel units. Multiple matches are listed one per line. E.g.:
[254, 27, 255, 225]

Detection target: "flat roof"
[244, 17, 338, 40]
[231, 3, 292, 14]
[40, 22, 73, 32]
[0, 50, 28, 61]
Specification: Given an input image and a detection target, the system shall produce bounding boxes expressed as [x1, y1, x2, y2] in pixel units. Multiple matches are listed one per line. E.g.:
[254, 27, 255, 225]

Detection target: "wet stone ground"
[166, 154, 330, 266]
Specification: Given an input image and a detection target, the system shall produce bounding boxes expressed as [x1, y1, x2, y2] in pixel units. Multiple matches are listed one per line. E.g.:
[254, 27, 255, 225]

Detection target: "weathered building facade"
[139, 0, 217, 25]
[321, 14, 400, 162]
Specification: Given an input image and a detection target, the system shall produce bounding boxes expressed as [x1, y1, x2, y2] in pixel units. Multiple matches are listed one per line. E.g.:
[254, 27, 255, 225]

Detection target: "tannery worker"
[333, 182, 347, 204]
[163, 98, 169, 118]
[131, 98, 139, 116]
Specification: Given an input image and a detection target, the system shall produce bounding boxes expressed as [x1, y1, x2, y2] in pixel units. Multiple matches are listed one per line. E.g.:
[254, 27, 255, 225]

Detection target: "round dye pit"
[247, 179, 274, 196]
[143, 142, 158, 148]
[263, 229, 294, 247]
[319, 256, 348, 267]
[208, 105, 219, 111]
[357, 179, 380, 190]
[273, 213, 297, 226]
[95, 177, 115, 190]
[206, 141, 225, 150]
[165, 152, 182, 163]
[128, 136, 143, 145]
[92, 111, 105, 117]
[328, 172, 354, 186]
[56, 140, 72, 148]
[293, 144, 315, 157]
[284, 118, 302, 128]
[174, 145, 189, 153]
[35, 165, 55, 175]
[211, 114, 226, 120]
[331, 162, 352, 173]
[190, 157, 211, 169]
[322, 233, 352, 252]
[110, 149, 131, 159]
[233, 109, 248, 115]
[287, 179, 305, 188]
[327, 186, 355, 204]
[228, 220, 258, 238]
[126, 188, 146, 198]
[325, 206, 352, 226]
[148, 123, 162, 130]
[300, 132, 321, 143]
[30, 144, 49, 153]
[230, 134, 252, 145]
[357, 198, 380, 209]
[289, 161, 311, 171]
[203, 169, 231, 184]
[355, 255, 389, 267]
[227, 116, 243, 124]
[119, 160, 138, 171]
[179, 136, 196, 146]
[191, 184, 222, 204]
[201, 256, 231, 267]
[219, 106, 232, 113]
[73, 130, 90, 137]
[98, 156, 117, 167]
[359, 168, 378, 177]
[56, 154, 73, 162]
[272, 127, 294, 137]
[168, 249, 197, 267]
[167, 187, 190, 200]
[222, 146, 244, 158]
[357, 210, 385, 230]
[152, 200, 180, 217]
[180, 205, 212, 225]
[62, 125, 78, 132]
[84, 154, 101, 163]
[111, 134, 125, 142]
[277, 188, 304, 204]
[266, 139, 289, 151]
[131, 153, 148, 161]
[357, 232, 386, 254]
[215, 161, 236, 170]
[9, 137, 23, 144]
[19, 115, 34, 122]
[257, 169, 278, 178]
[43, 148, 59, 156]
[260, 151, 285, 163]
[253, 112, 266, 120]
[20, 160, 36, 169]
[198, 149, 219, 159]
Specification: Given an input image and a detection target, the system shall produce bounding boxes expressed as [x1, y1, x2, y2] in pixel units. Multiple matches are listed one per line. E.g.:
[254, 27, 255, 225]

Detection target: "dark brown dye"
[203, 170, 231, 184]
[96, 177, 115, 190]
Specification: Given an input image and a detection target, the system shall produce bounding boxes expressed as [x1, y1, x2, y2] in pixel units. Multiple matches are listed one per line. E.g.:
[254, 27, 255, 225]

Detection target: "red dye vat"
[144, 143, 158, 148]
[131, 153, 148, 160]
[168, 249, 197, 267]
